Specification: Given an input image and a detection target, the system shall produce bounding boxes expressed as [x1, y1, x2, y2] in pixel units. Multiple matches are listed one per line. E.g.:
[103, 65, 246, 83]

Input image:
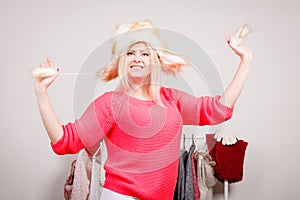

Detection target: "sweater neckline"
[118, 92, 155, 104]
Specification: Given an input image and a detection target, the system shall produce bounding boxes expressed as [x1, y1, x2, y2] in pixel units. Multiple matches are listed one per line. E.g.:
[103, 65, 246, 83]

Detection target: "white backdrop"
[1, 0, 300, 199]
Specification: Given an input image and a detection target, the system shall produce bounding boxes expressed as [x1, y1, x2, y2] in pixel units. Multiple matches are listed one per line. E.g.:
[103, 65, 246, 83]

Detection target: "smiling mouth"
[130, 65, 144, 70]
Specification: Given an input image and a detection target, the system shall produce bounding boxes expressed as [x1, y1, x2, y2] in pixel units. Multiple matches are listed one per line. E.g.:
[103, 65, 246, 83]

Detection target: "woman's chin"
[128, 70, 149, 79]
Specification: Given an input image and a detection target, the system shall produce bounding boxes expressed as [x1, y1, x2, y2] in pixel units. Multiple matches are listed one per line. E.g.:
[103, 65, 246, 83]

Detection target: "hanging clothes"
[71, 149, 93, 200]
[174, 135, 200, 200]
[64, 148, 103, 200]
[211, 139, 248, 183]
[191, 151, 200, 200]
[184, 139, 200, 200]
[173, 149, 188, 200]
[206, 134, 248, 183]
[194, 152, 217, 200]
[64, 160, 77, 200]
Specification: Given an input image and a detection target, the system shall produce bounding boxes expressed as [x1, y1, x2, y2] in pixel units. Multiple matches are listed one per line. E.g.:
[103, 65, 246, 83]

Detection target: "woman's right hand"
[34, 58, 59, 94]
[33, 58, 64, 143]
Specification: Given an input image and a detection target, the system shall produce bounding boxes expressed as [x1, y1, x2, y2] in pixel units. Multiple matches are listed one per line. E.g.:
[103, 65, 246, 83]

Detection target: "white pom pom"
[230, 24, 252, 46]
[31, 67, 56, 78]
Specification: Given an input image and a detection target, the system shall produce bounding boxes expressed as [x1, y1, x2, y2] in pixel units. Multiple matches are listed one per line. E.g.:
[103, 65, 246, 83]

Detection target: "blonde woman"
[33, 20, 252, 200]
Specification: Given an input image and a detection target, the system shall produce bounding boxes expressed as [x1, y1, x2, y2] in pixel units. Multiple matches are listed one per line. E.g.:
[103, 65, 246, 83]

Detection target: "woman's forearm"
[35, 89, 63, 143]
[219, 59, 251, 108]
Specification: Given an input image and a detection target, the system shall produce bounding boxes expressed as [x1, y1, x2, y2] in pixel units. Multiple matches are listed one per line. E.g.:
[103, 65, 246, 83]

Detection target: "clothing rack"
[183, 134, 229, 200]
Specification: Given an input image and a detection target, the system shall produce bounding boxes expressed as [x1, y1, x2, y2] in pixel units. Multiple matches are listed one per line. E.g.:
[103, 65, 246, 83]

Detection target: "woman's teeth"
[131, 65, 143, 70]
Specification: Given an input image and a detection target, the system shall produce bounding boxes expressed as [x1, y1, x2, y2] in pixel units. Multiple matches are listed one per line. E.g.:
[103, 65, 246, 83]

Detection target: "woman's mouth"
[130, 65, 144, 70]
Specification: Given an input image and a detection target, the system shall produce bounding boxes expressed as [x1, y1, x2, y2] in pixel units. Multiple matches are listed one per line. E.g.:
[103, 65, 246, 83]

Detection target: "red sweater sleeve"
[170, 88, 234, 125]
[51, 92, 114, 155]
[51, 124, 85, 155]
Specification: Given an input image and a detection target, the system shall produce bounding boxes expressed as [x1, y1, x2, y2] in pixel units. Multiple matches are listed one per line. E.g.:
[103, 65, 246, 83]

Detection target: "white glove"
[214, 129, 239, 145]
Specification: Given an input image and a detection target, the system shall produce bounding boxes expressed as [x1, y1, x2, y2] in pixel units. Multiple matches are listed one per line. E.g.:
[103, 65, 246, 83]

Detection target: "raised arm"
[219, 33, 253, 108]
[33, 58, 63, 143]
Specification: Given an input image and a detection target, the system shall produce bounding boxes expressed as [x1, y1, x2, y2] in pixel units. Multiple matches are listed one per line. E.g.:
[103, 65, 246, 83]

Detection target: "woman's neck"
[121, 76, 151, 100]
[127, 83, 151, 100]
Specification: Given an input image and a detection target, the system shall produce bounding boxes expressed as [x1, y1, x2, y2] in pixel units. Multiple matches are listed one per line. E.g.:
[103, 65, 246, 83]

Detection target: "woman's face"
[125, 42, 151, 80]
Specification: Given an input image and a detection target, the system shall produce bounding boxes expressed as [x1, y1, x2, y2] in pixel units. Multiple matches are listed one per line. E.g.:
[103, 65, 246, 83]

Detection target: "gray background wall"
[1, 0, 299, 199]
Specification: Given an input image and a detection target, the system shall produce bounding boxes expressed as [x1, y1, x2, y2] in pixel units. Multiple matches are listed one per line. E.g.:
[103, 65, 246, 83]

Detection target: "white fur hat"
[99, 19, 189, 81]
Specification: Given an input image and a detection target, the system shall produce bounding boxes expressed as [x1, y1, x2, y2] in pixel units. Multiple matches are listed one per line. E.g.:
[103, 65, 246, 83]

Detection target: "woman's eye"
[141, 52, 149, 56]
[127, 52, 134, 56]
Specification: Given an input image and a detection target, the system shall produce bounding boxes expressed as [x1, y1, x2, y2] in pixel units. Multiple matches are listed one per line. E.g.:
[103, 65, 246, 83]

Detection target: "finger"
[47, 58, 54, 68]
[225, 33, 231, 44]
[46, 57, 52, 63]
[44, 58, 51, 68]
[44, 59, 49, 67]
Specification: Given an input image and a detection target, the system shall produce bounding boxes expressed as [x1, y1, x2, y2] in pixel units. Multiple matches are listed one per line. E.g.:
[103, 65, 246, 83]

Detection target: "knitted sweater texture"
[51, 87, 233, 200]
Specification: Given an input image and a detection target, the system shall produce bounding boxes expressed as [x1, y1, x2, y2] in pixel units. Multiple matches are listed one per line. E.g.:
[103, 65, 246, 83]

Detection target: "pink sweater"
[51, 87, 233, 200]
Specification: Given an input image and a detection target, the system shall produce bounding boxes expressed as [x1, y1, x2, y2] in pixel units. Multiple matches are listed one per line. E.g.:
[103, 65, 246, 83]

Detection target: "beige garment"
[195, 152, 217, 200]
[70, 149, 93, 200]
[64, 147, 103, 200]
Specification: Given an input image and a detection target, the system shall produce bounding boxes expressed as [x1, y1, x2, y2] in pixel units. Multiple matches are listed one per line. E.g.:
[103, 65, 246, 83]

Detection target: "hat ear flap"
[97, 60, 119, 82]
[159, 53, 189, 75]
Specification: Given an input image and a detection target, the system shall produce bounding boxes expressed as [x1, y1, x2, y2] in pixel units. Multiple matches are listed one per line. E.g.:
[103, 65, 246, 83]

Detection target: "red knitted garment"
[209, 139, 248, 183]
[51, 87, 233, 200]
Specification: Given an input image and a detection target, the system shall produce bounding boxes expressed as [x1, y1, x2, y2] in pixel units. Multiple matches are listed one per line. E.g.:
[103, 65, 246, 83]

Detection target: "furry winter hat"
[99, 19, 189, 81]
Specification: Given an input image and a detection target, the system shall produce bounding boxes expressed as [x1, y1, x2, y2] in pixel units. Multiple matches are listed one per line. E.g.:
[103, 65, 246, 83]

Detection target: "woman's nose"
[133, 54, 141, 62]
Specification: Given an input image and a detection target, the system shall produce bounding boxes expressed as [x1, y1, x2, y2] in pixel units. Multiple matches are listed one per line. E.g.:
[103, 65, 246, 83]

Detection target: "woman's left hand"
[226, 33, 253, 63]
[219, 33, 253, 108]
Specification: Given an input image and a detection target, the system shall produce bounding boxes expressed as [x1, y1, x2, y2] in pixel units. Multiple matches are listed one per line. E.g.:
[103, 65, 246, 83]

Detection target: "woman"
[33, 20, 252, 200]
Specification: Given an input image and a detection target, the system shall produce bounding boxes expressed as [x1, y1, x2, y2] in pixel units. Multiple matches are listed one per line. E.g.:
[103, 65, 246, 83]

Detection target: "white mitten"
[30, 67, 57, 78]
[230, 24, 252, 46]
[214, 129, 239, 145]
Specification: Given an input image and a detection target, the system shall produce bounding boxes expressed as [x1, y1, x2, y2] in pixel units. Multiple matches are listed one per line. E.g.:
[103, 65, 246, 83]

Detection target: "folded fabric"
[209, 139, 248, 183]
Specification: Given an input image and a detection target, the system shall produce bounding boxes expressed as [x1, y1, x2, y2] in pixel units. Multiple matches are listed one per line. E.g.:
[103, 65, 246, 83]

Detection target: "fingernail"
[57, 68, 60, 72]
[227, 40, 230, 44]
